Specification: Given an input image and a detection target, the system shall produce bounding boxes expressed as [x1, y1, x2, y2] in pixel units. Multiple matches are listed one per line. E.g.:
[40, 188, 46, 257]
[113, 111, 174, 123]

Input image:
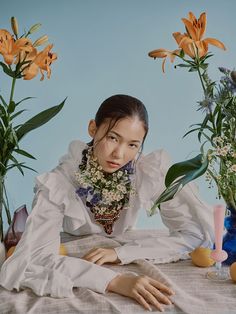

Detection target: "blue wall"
[1, 0, 235, 230]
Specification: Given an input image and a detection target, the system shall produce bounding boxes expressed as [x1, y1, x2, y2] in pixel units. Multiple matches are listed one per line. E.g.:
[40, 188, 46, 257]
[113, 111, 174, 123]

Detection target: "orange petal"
[178, 36, 194, 48]
[2, 53, 14, 65]
[14, 38, 34, 54]
[198, 12, 207, 39]
[188, 12, 197, 23]
[23, 62, 39, 80]
[178, 37, 195, 58]
[172, 32, 185, 45]
[161, 58, 167, 73]
[195, 41, 208, 58]
[203, 38, 226, 50]
[148, 49, 169, 59]
[170, 49, 181, 62]
[181, 18, 197, 41]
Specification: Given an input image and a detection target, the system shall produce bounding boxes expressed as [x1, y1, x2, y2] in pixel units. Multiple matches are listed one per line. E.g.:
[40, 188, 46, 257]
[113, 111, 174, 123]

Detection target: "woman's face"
[88, 116, 146, 173]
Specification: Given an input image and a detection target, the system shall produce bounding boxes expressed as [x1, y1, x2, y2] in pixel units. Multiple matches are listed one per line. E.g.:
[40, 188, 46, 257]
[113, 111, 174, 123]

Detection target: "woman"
[0, 94, 214, 312]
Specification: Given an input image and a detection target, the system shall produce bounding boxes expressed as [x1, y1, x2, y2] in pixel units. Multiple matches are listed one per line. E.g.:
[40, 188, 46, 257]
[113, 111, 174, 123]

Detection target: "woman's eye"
[129, 144, 138, 149]
[108, 135, 118, 142]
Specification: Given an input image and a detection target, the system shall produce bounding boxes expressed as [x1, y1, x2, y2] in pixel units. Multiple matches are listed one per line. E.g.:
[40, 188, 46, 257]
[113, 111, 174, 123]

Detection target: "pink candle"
[210, 204, 228, 262]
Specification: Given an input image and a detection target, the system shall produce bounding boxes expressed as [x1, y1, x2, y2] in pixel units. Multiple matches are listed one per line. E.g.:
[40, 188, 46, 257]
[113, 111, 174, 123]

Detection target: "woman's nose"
[112, 145, 125, 159]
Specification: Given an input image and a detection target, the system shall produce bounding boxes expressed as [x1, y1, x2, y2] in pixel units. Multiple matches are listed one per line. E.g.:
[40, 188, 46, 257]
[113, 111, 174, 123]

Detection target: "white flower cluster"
[75, 148, 135, 213]
[213, 136, 235, 157]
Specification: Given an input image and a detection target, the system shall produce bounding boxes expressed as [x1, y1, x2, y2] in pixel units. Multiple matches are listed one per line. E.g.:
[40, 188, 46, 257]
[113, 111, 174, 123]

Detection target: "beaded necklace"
[75, 145, 135, 234]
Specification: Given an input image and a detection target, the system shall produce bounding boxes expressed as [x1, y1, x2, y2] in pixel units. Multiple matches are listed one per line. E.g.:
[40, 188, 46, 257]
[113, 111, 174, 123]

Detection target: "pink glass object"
[4, 204, 29, 252]
[207, 204, 229, 281]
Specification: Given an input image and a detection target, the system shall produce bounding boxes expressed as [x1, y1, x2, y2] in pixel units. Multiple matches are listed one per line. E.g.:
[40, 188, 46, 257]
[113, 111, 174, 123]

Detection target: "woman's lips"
[107, 161, 120, 168]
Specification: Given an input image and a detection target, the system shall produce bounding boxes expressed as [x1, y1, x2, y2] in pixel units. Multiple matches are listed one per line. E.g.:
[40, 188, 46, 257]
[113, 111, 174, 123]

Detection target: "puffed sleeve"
[0, 141, 118, 298]
[114, 149, 214, 265]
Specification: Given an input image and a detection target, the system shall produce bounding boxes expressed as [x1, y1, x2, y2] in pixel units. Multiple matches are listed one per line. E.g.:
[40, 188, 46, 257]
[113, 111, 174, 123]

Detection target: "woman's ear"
[88, 119, 97, 138]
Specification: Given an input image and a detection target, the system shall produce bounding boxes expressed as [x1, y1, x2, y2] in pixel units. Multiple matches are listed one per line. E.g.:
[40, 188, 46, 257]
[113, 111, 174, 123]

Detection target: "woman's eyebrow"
[109, 131, 141, 143]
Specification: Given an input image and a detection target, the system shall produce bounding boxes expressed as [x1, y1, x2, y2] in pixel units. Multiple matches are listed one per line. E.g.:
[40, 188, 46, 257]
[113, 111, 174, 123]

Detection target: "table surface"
[0, 229, 235, 314]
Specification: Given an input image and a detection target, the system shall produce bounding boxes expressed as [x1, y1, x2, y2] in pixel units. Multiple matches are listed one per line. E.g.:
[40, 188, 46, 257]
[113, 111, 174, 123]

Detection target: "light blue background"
[1, 0, 235, 230]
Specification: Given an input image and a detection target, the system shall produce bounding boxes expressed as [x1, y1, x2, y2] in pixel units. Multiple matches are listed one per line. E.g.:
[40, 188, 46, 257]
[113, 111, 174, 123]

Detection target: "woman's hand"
[82, 247, 121, 265]
[107, 273, 174, 312]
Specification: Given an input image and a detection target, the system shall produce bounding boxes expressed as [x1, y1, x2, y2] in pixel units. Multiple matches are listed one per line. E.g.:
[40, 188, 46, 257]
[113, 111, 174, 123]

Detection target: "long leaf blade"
[16, 98, 66, 141]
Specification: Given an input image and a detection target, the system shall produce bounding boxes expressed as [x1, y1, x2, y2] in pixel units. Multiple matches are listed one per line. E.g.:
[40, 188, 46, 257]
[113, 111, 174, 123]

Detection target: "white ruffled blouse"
[0, 140, 214, 298]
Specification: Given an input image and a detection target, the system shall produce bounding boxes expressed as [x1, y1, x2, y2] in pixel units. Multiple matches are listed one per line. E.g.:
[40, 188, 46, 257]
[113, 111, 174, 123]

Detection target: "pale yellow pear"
[230, 262, 236, 282]
[189, 247, 215, 267]
[59, 244, 67, 256]
[6, 246, 16, 259]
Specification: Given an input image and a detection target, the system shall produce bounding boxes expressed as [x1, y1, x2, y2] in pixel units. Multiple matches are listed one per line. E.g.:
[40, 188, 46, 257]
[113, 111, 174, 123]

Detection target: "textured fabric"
[0, 230, 235, 314]
[0, 140, 214, 299]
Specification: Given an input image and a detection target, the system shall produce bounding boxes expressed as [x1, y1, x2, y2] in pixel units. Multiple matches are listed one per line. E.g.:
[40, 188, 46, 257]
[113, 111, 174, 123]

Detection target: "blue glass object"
[222, 206, 236, 265]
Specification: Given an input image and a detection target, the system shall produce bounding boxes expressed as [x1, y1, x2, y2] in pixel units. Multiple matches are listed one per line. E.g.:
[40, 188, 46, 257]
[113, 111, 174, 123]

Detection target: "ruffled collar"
[75, 145, 135, 234]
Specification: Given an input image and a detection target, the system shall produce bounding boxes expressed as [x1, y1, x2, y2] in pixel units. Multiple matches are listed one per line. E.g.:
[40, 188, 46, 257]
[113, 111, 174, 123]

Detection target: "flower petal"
[162, 57, 167, 73]
[203, 38, 226, 50]
[148, 49, 169, 59]
[195, 40, 208, 58]
[172, 32, 185, 45]
[181, 18, 198, 41]
[188, 12, 197, 23]
[23, 62, 39, 80]
[198, 12, 207, 39]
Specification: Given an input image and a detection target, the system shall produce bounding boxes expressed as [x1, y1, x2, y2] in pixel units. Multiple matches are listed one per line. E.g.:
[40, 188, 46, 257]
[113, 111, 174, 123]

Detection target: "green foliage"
[151, 53, 236, 214]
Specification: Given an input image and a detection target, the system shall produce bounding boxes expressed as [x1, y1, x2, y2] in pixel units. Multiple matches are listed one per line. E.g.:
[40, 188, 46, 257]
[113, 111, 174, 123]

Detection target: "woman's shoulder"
[136, 148, 172, 177]
[59, 139, 87, 164]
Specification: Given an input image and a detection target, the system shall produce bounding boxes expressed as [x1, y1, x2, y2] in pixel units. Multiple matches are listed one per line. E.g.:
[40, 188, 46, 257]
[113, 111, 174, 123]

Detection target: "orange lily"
[23, 44, 57, 80]
[148, 48, 180, 72]
[176, 12, 226, 58]
[0, 29, 33, 65]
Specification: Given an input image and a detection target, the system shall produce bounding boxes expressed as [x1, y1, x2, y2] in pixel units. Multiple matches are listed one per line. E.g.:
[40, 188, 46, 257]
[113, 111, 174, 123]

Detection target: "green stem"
[9, 77, 16, 105]
[197, 66, 206, 94]
[3, 183, 11, 225]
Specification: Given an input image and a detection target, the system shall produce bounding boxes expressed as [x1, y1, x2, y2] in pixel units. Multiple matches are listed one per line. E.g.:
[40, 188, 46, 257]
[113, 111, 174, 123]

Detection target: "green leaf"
[201, 53, 214, 61]
[10, 109, 28, 120]
[15, 97, 35, 107]
[14, 148, 36, 160]
[0, 62, 15, 77]
[188, 67, 198, 72]
[174, 63, 191, 68]
[0, 104, 7, 116]
[0, 95, 8, 107]
[179, 49, 185, 58]
[149, 154, 209, 215]
[199, 63, 208, 70]
[7, 101, 16, 114]
[20, 164, 37, 173]
[16, 98, 66, 141]
[183, 127, 201, 138]
[165, 154, 208, 187]
[8, 156, 24, 175]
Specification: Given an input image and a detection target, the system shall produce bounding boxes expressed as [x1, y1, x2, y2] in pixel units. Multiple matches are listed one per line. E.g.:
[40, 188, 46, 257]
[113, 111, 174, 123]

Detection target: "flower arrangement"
[148, 12, 236, 214]
[75, 146, 135, 234]
[0, 17, 66, 241]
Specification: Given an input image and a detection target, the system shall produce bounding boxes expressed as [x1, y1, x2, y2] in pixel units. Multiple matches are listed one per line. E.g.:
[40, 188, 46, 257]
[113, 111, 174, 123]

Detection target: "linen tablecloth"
[0, 229, 235, 314]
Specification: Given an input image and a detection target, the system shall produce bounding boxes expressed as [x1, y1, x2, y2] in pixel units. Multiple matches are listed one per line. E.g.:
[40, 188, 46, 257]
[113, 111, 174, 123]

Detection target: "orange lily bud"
[33, 35, 48, 47]
[28, 23, 42, 34]
[11, 17, 19, 37]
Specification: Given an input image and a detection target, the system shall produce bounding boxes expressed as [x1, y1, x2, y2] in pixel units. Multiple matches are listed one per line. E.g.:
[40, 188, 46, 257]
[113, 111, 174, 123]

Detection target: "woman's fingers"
[150, 278, 175, 296]
[139, 288, 165, 312]
[82, 250, 103, 263]
[145, 285, 172, 306]
[133, 292, 153, 312]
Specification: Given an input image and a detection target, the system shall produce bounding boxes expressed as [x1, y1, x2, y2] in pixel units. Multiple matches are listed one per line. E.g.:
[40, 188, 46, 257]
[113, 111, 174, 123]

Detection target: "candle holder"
[206, 205, 229, 281]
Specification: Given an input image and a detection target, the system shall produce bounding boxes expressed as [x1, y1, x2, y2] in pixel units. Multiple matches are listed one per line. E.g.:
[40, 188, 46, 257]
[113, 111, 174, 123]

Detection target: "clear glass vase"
[3, 204, 28, 252]
[222, 206, 236, 265]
